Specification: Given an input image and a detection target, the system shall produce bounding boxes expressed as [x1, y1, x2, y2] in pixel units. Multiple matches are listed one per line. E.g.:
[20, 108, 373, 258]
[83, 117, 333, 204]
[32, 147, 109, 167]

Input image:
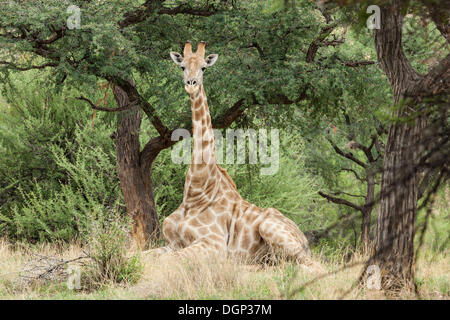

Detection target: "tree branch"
[0, 61, 58, 71]
[213, 98, 247, 129]
[306, 24, 336, 63]
[341, 168, 364, 182]
[318, 191, 362, 211]
[422, 1, 449, 43]
[76, 95, 138, 112]
[374, 0, 421, 97]
[416, 53, 450, 98]
[118, 0, 220, 29]
[110, 78, 170, 138]
[327, 137, 367, 168]
[329, 191, 366, 198]
[342, 60, 376, 68]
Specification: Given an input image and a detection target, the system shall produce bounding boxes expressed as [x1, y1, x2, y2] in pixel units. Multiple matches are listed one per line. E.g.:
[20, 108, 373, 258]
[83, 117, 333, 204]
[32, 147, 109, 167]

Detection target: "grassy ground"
[0, 238, 448, 300]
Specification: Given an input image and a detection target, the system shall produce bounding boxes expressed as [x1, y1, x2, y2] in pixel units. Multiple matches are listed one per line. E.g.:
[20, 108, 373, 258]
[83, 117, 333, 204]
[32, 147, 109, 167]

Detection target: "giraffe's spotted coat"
[155, 42, 311, 263]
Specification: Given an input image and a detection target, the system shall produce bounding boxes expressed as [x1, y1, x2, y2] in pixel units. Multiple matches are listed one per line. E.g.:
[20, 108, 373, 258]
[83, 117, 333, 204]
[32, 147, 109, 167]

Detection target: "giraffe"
[151, 41, 310, 264]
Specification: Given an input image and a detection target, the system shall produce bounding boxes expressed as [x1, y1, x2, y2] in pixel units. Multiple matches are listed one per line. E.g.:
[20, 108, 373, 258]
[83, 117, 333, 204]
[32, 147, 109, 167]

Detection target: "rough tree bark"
[361, 168, 375, 253]
[112, 83, 161, 248]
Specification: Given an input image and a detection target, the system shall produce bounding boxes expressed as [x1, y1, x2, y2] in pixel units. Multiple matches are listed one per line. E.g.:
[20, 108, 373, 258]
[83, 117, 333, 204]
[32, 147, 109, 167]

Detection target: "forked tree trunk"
[113, 85, 160, 248]
[369, 1, 425, 291]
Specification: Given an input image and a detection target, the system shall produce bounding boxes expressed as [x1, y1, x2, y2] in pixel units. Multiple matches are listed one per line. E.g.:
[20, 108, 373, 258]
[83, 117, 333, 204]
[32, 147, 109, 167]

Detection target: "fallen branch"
[20, 252, 90, 285]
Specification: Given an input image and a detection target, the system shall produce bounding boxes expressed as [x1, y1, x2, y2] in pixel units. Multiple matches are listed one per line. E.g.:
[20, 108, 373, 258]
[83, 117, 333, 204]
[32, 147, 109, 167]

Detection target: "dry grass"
[0, 238, 448, 300]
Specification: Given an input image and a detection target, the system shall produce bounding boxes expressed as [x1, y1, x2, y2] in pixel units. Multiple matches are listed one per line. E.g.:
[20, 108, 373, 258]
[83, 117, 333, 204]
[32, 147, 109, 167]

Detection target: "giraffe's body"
[154, 42, 310, 263]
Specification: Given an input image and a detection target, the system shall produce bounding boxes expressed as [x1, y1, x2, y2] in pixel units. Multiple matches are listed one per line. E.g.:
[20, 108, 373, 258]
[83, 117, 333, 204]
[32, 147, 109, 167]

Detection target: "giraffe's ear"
[205, 54, 218, 67]
[170, 51, 183, 65]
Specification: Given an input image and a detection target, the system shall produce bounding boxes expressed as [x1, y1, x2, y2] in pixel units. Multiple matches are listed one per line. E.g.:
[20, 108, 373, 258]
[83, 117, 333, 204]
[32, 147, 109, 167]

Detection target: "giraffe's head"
[170, 41, 218, 95]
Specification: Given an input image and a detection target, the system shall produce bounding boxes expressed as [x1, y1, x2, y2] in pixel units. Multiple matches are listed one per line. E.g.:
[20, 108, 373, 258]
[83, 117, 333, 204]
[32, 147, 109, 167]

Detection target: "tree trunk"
[365, 0, 450, 292]
[371, 117, 425, 291]
[361, 170, 375, 254]
[368, 1, 428, 292]
[360, 209, 371, 254]
[113, 84, 160, 248]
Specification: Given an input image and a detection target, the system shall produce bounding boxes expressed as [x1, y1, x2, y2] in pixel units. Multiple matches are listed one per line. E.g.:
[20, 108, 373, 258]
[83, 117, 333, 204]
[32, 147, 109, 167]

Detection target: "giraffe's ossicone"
[151, 41, 310, 264]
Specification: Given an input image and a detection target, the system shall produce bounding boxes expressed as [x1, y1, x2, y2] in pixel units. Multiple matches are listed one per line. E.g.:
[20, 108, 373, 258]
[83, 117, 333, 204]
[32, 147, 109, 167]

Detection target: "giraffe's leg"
[145, 206, 184, 257]
[168, 237, 225, 260]
[259, 208, 311, 264]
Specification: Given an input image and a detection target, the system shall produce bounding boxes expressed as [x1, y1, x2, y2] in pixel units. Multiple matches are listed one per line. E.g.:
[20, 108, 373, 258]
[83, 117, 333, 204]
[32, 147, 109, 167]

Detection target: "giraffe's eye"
[201, 67, 206, 72]
[181, 67, 185, 71]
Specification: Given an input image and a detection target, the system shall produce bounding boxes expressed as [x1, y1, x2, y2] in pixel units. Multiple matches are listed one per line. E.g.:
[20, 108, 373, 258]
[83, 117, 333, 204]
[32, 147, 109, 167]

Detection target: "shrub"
[81, 209, 143, 290]
[0, 80, 122, 242]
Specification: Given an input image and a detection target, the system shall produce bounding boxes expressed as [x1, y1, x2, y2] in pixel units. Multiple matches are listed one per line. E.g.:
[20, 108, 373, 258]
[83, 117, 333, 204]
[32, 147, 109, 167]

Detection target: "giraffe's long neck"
[185, 85, 219, 201]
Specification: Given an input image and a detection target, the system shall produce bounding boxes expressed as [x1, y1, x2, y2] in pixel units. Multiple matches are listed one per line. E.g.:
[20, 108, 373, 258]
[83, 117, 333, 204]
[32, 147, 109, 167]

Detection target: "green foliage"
[0, 75, 122, 242]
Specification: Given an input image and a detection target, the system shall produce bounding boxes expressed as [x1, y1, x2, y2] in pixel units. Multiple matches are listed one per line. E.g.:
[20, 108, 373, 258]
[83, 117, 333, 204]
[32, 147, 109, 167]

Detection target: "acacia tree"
[327, 0, 449, 291]
[370, 0, 449, 291]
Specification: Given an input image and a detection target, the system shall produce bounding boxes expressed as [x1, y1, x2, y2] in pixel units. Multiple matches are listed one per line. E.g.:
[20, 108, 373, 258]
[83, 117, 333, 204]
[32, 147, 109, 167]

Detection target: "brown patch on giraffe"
[216, 214, 229, 232]
[182, 227, 196, 244]
[229, 230, 240, 250]
[215, 203, 227, 212]
[264, 231, 274, 238]
[194, 88, 202, 99]
[191, 171, 207, 185]
[202, 139, 210, 149]
[164, 228, 175, 241]
[241, 230, 251, 249]
[192, 163, 206, 172]
[227, 191, 239, 200]
[234, 220, 243, 234]
[198, 209, 214, 225]
[190, 218, 202, 228]
[194, 98, 203, 109]
[198, 226, 210, 236]
[246, 212, 258, 224]
[194, 108, 202, 120]
[203, 177, 216, 193]
[252, 228, 260, 241]
[231, 202, 241, 219]
[218, 197, 228, 207]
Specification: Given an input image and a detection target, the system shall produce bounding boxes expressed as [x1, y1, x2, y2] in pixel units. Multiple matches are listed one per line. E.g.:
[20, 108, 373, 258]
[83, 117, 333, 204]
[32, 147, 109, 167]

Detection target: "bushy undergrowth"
[81, 209, 143, 290]
[0, 81, 121, 242]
